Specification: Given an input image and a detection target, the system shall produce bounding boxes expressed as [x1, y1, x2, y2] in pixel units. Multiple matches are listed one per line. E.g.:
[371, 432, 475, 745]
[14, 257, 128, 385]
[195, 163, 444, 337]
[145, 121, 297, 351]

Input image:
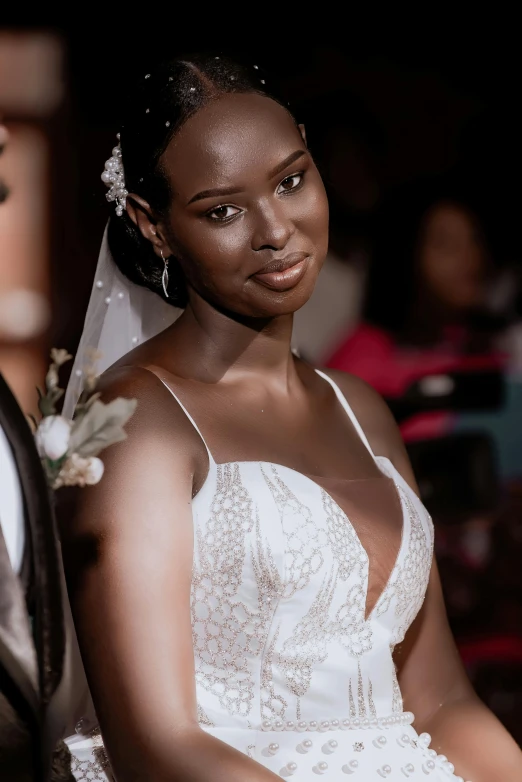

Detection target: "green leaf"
[45, 365, 60, 392]
[41, 457, 60, 484]
[38, 395, 56, 417]
[48, 454, 67, 470]
[73, 391, 103, 424]
[49, 387, 64, 404]
[68, 397, 137, 458]
[81, 391, 102, 412]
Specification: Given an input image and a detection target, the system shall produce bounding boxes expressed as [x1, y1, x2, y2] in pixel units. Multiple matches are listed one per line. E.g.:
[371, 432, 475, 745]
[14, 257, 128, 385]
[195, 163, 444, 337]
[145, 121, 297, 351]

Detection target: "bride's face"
[158, 92, 329, 318]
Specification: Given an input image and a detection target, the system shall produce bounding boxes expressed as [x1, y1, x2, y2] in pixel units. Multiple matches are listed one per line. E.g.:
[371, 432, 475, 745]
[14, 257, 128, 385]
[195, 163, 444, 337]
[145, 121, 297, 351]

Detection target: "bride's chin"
[240, 292, 315, 320]
[242, 273, 320, 319]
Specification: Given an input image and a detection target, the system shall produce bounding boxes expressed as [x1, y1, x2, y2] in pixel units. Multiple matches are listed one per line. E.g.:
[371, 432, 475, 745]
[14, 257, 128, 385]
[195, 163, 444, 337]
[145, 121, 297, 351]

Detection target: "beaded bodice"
[191, 457, 433, 733]
[69, 371, 467, 782]
[183, 372, 435, 733]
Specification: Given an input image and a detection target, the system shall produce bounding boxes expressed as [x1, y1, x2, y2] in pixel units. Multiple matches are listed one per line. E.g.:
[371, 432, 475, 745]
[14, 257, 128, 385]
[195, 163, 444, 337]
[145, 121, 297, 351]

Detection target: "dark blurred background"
[1, 23, 522, 742]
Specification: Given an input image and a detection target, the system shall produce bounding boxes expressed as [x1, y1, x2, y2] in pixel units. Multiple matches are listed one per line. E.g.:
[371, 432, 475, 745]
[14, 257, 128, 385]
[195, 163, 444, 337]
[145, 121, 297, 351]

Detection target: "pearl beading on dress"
[261, 712, 415, 732]
[256, 727, 472, 781]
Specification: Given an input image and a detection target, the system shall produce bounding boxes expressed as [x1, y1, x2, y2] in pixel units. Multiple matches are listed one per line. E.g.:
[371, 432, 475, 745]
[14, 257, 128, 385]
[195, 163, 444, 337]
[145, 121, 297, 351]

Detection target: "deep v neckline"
[153, 367, 408, 622]
[201, 456, 407, 623]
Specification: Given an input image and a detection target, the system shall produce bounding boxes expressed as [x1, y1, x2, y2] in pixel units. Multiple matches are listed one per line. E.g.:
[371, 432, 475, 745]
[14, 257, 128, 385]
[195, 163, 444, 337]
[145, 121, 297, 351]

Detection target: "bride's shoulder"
[318, 368, 401, 462]
[320, 367, 419, 492]
[95, 364, 204, 452]
[97, 363, 167, 404]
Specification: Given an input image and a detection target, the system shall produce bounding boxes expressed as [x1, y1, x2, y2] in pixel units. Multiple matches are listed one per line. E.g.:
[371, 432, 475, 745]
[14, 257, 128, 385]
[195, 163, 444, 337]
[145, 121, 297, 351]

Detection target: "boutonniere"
[33, 348, 137, 489]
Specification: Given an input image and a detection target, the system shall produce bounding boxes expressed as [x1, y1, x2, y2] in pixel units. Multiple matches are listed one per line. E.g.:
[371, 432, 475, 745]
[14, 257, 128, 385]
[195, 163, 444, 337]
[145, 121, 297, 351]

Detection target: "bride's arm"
[333, 370, 522, 781]
[60, 366, 279, 782]
[396, 562, 522, 782]
[382, 411, 522, 781]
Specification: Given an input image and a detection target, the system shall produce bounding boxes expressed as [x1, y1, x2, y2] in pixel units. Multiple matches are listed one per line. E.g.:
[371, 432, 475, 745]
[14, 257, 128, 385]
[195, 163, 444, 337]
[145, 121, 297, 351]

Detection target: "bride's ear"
[126, 194, 170, 259]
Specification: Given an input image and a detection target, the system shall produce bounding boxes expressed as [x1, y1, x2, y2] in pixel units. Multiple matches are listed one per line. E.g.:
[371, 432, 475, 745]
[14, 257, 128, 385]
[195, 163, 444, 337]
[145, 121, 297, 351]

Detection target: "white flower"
[52, 454, 105, 489]
[36, 415, 72, 461]
[84, 456, 104, 485]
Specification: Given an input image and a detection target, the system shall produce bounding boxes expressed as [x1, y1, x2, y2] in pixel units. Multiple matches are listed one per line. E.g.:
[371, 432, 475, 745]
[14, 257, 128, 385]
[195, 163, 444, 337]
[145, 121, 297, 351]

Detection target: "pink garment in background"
[327, 324, 504, 442]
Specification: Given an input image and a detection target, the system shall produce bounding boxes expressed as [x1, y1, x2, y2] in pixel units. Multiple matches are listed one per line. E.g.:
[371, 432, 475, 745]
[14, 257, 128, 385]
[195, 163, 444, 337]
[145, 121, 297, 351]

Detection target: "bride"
[59, 53, 522, 781]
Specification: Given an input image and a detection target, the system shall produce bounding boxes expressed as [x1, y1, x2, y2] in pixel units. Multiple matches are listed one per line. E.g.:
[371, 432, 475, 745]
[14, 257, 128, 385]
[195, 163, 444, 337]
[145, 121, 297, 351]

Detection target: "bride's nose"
[251, 199, 295, 252]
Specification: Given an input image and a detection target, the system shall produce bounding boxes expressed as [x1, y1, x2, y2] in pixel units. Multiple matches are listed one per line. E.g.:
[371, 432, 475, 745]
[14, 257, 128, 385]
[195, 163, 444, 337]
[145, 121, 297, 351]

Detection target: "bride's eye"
[277, 172, 304, 194]
[206, 204, 241, 222]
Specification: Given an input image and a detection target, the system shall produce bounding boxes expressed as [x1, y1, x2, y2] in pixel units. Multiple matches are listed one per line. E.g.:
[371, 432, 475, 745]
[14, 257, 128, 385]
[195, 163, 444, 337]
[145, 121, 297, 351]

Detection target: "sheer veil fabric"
[63, 223, 182, 418]
[55, 224, 182, 741]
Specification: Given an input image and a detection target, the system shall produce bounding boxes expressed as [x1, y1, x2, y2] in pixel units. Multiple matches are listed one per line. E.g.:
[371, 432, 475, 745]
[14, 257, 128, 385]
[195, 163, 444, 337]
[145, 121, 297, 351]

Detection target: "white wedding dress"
[67, 370, 467, 781]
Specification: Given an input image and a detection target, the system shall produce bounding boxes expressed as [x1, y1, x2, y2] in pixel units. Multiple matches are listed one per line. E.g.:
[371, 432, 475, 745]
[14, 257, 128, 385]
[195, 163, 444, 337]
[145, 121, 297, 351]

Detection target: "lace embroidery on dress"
[251, 511, 283, 619]
[321, 488, 364, 581]
[253, 511, 287, 721]
[274, 471, 378, 707]
[335, 582, 373, 657]
[197, 703, 215, 727]
[372, 486, 434, 643]
[356, 662, 367, 718]
[261, 465, 327, 597]
[394, 493, 433, 611]
[70, 728, 112, 782]
[192, 464, 289, 718]
[322, 488, 373, 658]
[368, 678, 377, 718]
[345, 664, 380, 720]
[192, 463, 259, 716]
[348, 681, 356, 718]
[391, 663, 403, 713]
[279, 570, 337, 697]
[261, 624, 288, 720]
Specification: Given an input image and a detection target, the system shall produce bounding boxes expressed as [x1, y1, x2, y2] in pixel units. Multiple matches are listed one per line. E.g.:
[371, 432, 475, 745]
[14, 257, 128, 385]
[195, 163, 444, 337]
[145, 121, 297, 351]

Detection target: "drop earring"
[161, 250, 169, 298]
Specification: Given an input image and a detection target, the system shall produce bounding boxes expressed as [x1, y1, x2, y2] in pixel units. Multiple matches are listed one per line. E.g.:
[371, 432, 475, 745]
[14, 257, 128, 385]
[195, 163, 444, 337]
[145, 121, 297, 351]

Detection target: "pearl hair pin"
[101, 135, 127, 217]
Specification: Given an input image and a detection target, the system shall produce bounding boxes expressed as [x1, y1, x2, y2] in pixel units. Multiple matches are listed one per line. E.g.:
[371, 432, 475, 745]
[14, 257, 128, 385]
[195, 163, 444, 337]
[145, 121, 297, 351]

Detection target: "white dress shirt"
[0, 422, 25, 574]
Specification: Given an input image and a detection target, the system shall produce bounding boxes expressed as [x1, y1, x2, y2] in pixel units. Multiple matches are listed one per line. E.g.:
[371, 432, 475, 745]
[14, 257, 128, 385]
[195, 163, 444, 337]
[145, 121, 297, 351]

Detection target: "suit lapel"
[0, 375, 65, 710]
[0, 524, 39, 717]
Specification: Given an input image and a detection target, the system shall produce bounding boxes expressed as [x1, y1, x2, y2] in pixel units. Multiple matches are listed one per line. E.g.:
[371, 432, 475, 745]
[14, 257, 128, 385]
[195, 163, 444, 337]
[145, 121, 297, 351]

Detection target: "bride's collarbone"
[141, 370, 379, 479]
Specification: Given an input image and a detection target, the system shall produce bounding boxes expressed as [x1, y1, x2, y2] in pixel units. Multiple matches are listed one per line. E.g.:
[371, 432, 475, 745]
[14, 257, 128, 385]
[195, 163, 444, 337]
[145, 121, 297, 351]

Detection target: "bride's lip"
[252, 253, 310, 292]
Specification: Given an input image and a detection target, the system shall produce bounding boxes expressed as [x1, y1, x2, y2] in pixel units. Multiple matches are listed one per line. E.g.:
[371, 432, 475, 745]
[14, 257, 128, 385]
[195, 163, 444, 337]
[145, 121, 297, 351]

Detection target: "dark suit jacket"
[0, 373, 67, 781]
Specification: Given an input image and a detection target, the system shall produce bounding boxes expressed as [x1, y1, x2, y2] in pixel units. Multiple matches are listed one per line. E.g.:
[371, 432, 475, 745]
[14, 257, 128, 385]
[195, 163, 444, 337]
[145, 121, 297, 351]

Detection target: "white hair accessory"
[100, 133, 127, 217]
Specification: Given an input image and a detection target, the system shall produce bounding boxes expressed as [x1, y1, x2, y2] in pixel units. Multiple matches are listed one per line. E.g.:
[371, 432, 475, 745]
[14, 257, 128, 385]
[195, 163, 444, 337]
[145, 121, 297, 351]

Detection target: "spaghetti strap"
[143, 368, 215, 464]
[314, 369, 375, 459]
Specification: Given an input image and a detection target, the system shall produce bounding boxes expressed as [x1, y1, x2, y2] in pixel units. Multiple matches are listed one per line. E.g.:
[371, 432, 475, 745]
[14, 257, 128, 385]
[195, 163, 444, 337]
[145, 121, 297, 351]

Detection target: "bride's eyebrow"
[268, 148, 306, 179]
[188, 184, 245, 205]
[187, 149, 307, 206]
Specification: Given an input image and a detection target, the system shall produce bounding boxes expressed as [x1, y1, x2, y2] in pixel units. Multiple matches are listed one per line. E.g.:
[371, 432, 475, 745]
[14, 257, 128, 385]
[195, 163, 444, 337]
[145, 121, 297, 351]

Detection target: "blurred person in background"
[0, 118, 72, 780]
[327, 179, 503, 443]
[292, 90, 384, 363]
[327, 179, 522, 739]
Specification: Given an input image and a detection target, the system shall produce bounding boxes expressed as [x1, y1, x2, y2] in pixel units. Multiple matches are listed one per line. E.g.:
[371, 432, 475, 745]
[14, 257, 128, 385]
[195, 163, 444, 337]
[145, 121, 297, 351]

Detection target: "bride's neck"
[167, 298, 297, 388]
